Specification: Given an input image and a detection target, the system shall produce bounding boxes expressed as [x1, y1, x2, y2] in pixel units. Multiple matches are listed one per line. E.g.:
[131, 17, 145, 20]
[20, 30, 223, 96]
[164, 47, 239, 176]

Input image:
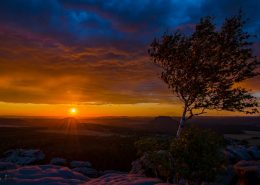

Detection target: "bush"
[135, 137, 170, 156]
[134, 137, 174, 181]
[149, 150, 174, 181]
[170, 128, 226, 184]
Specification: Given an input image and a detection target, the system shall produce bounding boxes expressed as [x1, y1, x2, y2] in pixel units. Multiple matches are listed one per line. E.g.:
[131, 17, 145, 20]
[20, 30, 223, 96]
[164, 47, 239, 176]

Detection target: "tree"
[148, 13, 260, 137]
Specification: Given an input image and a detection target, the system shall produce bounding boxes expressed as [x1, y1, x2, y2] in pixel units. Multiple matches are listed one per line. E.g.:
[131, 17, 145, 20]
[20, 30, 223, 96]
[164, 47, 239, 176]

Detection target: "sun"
[69, 107, 77, 115]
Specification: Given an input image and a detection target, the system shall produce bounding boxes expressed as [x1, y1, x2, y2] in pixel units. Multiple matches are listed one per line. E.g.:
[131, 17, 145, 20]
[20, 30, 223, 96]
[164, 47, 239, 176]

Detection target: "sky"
[0, 0, 260, 117]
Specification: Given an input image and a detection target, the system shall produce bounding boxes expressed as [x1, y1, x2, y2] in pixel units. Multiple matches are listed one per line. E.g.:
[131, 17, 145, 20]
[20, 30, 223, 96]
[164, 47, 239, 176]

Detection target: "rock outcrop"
[224, 145, 260, 163]
[0, 162, 18, 171]
[214, 165, 235, 185]
[0, 149, 45, 165]
[70, 160, 97, 177]
[50, 157, 67, 166]
[0, 164, 173, 185]
[234, 160, 260, 185]
[0, 164, 89, 185]
[73, 167, 98, 178]
[83, 173, 173, 185]
[225, 145, 252, 162]
[1, 146, 259, 185]
[70, 160, 92, 168]
[247, 146, 260, 160]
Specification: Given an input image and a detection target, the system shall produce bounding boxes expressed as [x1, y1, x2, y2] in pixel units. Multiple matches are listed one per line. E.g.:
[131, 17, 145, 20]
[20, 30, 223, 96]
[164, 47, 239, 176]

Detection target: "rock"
[0, 162, 18, 171]
[70, 160, 92, 168]
[225, 138, 240, 145]
[0, 164, 89, 185]
[130, 153, 156, 176]
[130, 158, 145, 175]
[73, 167, 98, 177]
[1, 149, 45, 165]
[50, 157, 67, 166]
[83, 173, 165, 185]
[100, 170, 125, 175]
[178, 179, 187, 185]
[234, 160, 260, 185]
[0, 164, 176, 185]
[224, 150, 236, 163]
[247, 146, 260, 160]
[226, 145, 252, 162]
[215, 165, 235, 185]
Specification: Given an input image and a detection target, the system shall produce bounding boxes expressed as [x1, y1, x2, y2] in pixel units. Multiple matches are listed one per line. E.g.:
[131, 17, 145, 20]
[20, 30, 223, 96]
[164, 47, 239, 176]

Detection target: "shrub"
[149, 150, 174, 181]
[134, 137, 174, 181]
[170, 128, 226, 184]
[135, 137, 170, 156]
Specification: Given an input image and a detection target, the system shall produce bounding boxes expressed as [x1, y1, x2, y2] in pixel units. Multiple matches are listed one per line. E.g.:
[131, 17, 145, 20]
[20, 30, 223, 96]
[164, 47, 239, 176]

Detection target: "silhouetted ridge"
[148, 116, 179, 134]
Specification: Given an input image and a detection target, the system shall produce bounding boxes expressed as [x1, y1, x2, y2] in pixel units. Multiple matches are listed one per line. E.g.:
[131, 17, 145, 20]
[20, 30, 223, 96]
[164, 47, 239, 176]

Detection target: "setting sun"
[69, 107, 77, 115]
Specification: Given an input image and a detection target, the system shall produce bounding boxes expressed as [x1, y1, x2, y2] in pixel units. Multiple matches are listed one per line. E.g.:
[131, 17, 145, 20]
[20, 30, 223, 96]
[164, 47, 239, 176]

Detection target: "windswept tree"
[149, 13, 260, 137]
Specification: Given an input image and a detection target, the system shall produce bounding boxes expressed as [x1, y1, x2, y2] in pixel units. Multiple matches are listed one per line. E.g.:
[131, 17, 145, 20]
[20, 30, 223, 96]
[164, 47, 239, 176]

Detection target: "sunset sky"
[0, 0, 260, 117]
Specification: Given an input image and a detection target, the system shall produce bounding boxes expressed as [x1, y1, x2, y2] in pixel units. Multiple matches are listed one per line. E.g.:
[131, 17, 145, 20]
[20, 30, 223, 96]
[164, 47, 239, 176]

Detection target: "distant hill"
[62, 117, 79, 123]
[0, 116, 259, 134]
[148, 116, 179, 134]
[150, 116, 178, 125]
[189, 116, 260, 134]
[147, 116, 260, 135]
[0, 118, 29, 127]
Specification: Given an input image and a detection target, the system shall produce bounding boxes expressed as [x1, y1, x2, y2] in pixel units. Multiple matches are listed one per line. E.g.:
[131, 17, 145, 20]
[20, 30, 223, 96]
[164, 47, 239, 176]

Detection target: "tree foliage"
[170, 128, 226, 184]
[135, 137, 170, 156]
[149, 13, 260, 124]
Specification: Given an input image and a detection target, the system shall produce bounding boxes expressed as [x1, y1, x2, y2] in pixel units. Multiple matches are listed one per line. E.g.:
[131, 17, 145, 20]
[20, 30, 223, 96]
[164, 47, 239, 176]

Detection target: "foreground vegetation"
[135, 128, 226, 184]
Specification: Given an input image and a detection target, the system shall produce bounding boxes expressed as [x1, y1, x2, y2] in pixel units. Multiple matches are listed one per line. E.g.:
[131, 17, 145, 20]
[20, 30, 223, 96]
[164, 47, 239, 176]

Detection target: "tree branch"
[186, 107, 206, 121]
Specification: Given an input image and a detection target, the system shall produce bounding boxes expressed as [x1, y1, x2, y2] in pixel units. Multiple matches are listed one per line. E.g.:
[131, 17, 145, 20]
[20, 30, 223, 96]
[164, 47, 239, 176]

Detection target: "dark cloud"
[0, 0, 259, 105]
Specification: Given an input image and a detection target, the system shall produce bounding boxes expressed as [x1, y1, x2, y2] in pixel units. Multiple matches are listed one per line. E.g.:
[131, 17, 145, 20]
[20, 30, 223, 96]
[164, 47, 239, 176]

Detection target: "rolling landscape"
[0, 116, 259, 171]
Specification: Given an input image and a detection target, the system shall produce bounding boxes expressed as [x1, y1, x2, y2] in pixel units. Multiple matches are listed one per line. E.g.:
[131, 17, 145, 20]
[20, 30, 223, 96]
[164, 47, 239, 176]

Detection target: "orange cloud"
[0, 27, 174, 105]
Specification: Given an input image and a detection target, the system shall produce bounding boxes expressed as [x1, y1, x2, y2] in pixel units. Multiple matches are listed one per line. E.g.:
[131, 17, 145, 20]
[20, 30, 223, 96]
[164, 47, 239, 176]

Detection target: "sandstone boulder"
[50, 157, 67, 166]
[234, 160, 260, 185]
[73, 167, 98, 177]
[70, 160, 92, 168]
[1, 149, 45, 165]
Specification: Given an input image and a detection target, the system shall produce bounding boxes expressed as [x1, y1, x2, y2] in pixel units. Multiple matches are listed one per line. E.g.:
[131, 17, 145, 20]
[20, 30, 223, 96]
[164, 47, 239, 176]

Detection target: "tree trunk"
[176, 108, 186, 137]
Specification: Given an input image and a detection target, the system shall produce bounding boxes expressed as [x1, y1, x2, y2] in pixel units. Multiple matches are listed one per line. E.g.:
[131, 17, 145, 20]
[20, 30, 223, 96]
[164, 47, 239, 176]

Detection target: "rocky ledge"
[0, 164, 171, 185]
[0, 146, 259, 185]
